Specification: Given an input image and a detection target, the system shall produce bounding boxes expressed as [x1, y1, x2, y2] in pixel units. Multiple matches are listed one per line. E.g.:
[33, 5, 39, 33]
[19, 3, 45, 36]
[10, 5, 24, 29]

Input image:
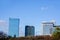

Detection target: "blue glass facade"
[25, 25, 35, 36]
[9, 18, 20, 37]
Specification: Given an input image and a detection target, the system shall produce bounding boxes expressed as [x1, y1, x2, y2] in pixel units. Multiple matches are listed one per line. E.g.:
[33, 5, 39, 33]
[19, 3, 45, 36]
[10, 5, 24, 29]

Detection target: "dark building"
[25, 25, 35, 37]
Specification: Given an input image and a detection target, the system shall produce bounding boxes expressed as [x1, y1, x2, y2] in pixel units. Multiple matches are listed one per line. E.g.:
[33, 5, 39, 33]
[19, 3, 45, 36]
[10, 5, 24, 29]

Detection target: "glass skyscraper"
[9, 18, 20, 37]
[42, 22, 54, 35]
[25, 25, 35, 37]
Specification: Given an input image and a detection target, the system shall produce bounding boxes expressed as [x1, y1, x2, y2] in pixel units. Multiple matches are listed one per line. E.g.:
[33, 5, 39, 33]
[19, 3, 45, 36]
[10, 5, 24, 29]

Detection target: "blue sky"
[0, 0, 60, 36]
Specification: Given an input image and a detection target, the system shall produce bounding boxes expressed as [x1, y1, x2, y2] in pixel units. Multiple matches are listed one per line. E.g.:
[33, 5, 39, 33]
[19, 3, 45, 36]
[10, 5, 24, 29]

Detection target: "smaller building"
[53, 25, 60, 32]
[54, 25, 60, 28]
[25, 25, 35, 37]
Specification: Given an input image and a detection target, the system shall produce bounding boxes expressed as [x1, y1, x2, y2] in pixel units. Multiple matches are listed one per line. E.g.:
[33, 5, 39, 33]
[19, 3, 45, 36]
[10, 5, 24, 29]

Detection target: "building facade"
[42, 21, 54, 35]
[9, 18, 20, 37]
[25, 25, 35, 37]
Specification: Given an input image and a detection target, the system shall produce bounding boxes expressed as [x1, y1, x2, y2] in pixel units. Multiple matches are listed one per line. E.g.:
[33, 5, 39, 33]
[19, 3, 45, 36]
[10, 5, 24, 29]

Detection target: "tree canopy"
[52, 27, 60, 40]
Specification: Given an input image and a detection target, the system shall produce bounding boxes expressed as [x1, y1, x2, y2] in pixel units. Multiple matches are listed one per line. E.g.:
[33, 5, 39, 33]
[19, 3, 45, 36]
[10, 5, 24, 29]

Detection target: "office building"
[9, 18, 20, 37]
[41, 21, 54, 35]
[25, 25, 35, 37]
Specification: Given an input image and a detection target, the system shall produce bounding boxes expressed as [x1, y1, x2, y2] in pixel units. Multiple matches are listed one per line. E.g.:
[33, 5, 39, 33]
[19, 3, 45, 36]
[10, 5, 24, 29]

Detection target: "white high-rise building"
[41, 21, 55, 35]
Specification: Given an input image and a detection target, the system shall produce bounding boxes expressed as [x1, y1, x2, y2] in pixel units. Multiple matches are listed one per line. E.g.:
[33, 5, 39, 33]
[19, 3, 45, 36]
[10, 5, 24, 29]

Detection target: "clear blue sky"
[0, 0, 60, 36]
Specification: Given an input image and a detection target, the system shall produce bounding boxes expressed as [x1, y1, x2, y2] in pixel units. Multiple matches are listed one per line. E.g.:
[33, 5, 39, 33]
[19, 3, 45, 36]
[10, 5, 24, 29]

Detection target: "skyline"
[0, 18, 58, 37]
[0, 0, 60, 37]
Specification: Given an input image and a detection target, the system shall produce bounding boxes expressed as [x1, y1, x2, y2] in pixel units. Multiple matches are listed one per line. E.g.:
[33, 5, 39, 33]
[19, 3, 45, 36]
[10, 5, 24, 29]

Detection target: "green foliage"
[52, 27, 60, 40]
[14, 35, 16, 38]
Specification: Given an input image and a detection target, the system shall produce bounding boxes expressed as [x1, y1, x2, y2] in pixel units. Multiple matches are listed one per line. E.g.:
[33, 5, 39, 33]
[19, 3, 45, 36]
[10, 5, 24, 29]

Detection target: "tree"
[14, 35, 16, 38]
[0, 31, 9, 40]
[52, 27, 60, 40]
